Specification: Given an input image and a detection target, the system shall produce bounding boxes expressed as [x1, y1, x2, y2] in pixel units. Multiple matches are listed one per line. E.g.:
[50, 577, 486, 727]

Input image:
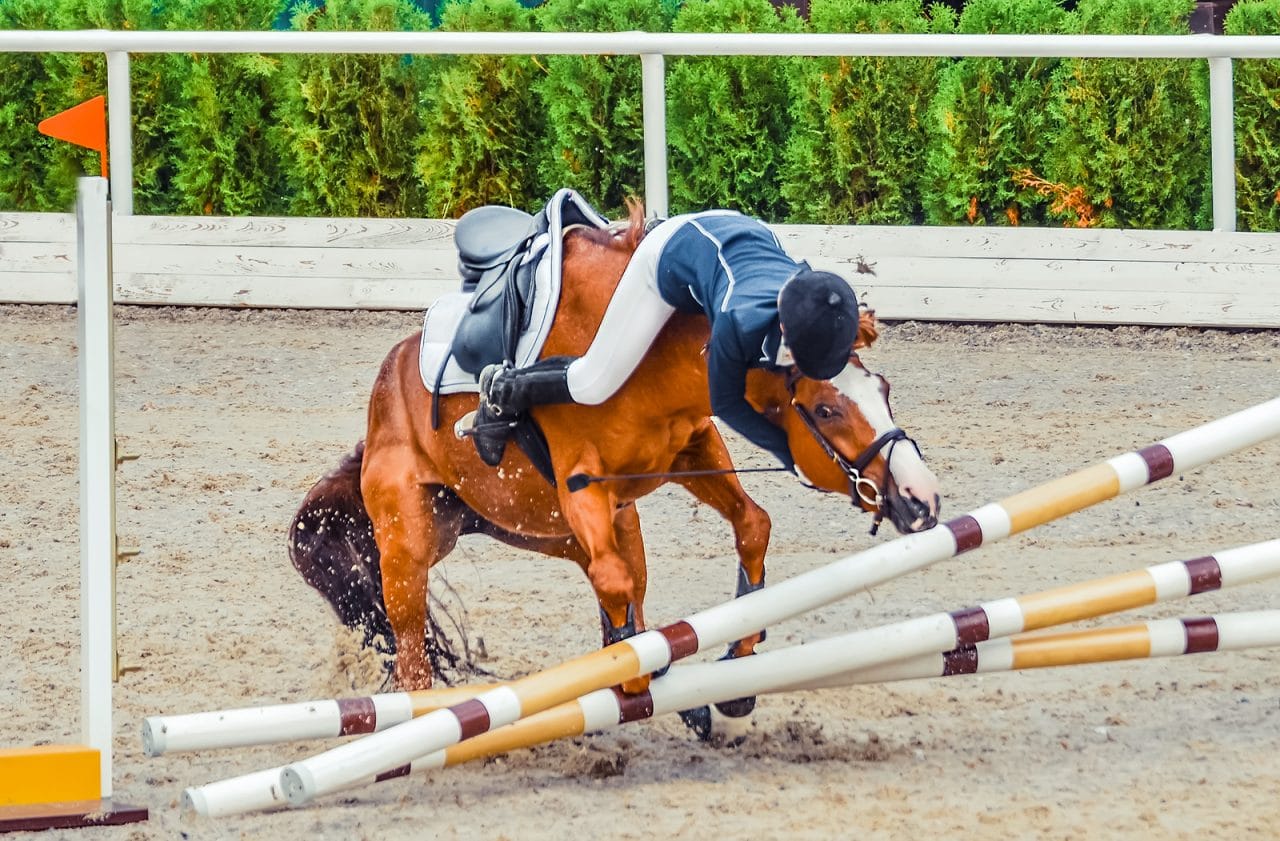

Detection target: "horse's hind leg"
[362, 455, 465, 690]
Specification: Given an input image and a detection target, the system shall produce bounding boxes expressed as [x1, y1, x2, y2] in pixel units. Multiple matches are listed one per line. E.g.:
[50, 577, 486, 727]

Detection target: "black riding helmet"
[777, 269, 859, 380]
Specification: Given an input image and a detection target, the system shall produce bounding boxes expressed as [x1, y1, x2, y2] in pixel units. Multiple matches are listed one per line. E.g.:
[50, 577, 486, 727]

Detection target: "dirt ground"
[2, 304, 1278, 841]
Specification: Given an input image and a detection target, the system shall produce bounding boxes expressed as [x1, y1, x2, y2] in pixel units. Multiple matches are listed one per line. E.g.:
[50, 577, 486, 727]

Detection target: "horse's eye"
[815, 404, 836, 419]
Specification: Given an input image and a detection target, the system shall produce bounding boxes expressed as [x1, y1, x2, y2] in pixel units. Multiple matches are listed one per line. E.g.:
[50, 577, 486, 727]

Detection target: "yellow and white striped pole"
[273, 398, 1280, 806]
[159, 538, 1280, 759]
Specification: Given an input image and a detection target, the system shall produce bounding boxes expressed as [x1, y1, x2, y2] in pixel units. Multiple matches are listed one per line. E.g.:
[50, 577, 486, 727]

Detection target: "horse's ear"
[854, 306, 879, 350]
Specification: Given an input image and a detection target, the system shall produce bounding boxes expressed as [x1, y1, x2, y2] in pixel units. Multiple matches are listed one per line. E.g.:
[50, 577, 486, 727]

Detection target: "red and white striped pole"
[143, 685, 484, 757]
[432, 608, 1280, 764]
[154, 537, 1280, 758]
[185, 607, 1280, 817]
[807, 610, 1280, 688]
[267, 396, 1280, 806]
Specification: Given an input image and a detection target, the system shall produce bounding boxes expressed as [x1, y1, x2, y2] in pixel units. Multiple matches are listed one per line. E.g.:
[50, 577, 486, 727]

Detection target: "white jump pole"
[798, 610, 1280, 690]
[277, 399, 1280, 805]
[153, 536, 1280, 758]
[442, 609, 1280, 769]
[183, 607, 1280, 818]
[270, 395, 1280, 806]
[143, 685, 486, 757]
[180, 537, 1280, 817]
[77, 175, 116, 797]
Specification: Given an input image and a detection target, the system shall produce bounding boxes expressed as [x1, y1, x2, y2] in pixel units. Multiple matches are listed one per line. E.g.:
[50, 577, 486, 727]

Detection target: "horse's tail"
[288, 441, 396, 656]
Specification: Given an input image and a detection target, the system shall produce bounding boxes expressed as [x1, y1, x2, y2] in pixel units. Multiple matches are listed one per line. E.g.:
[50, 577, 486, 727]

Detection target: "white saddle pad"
[418, 255, 557, 395]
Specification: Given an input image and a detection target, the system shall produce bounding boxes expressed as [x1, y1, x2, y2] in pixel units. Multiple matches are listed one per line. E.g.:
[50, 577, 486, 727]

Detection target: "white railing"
[3, 30, 1280, 228]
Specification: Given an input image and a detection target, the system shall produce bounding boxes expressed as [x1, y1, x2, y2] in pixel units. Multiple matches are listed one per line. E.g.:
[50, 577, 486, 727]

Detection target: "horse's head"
[749, 309, 941, 535]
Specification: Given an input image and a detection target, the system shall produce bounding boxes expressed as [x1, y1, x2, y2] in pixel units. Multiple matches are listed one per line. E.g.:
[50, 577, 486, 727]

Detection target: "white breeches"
[564, 216, 689, 405]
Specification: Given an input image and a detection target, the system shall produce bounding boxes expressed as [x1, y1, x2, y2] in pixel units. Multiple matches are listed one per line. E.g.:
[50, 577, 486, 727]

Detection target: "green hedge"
[156, 0, 286, 215]
[532, 0, 670, 215]
[923, 0, 1071, 226]
[1226, 0, 1280, 232]
[1, 0, 1276, 230]
[0, 0, 119, 211]
[665, 0, 802, 217]
[273, 0, 433, 217]
[783, 0, 952, 224]
[1041, 0, 1206, 229]
[415, 0, 544, 216]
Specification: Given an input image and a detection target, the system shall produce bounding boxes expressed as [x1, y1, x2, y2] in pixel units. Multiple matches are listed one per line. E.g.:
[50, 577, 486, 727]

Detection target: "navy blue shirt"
[654, 213, 802, 469]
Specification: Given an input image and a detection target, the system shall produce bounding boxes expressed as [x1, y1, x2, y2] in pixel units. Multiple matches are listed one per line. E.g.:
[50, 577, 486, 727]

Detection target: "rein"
[566, 466, 790, 493]
[565, 366, 912, 536]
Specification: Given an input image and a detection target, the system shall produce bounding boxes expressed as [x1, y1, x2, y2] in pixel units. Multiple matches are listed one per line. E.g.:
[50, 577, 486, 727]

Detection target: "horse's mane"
[565, 196, 647, 256]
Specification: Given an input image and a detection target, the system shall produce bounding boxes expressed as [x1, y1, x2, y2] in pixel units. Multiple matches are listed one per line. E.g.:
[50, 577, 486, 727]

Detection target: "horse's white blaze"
[831, 363, 940, 515]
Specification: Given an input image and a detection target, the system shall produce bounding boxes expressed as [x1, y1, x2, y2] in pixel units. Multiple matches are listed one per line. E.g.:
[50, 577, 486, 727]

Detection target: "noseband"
[785, 366, 912, 535]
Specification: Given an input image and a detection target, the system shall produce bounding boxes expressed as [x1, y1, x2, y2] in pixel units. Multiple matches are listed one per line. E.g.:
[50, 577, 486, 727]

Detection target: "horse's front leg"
[672, 422, 772, 719]
[558, 480, 650, 695]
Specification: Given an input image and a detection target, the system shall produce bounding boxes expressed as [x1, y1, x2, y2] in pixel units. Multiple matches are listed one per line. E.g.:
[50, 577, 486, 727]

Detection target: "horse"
[290, 201, 941, 695]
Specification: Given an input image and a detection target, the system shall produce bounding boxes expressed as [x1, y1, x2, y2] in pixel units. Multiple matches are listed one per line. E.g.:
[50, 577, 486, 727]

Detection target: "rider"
[477, 209, 860, 470]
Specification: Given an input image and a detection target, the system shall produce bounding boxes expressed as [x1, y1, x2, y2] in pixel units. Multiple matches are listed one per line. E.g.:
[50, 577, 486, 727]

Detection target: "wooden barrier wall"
[3, 211, 1280, 327]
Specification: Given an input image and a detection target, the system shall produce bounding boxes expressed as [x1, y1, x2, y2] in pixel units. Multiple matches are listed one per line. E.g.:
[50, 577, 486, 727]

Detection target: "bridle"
[784, 365, 915, 535]
[561, 362, 921, 537]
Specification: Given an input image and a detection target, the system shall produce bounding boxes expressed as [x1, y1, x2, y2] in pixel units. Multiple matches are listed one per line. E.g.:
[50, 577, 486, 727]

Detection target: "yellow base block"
[0, 745, 100, 807]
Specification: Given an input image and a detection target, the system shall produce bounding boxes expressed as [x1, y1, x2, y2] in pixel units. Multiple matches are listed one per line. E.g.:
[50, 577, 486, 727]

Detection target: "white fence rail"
[4, 212, 1280, 327]
[1, 30, 1280, 225]
[2, 31, 1280, 325]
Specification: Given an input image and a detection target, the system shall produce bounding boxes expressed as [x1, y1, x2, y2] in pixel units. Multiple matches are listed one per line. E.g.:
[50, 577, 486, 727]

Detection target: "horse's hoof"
[678, 706, 713, 741]
[707, 705, 753, 747]
[713, 695, 757, 718]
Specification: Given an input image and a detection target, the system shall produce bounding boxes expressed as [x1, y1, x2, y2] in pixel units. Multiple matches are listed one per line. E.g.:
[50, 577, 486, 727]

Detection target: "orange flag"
[38, 95, 108, 178]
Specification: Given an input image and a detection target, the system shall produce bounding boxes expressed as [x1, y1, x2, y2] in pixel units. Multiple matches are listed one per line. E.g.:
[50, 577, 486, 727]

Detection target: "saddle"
[449, 204, 539, 375]
[431, 189, 611, 479]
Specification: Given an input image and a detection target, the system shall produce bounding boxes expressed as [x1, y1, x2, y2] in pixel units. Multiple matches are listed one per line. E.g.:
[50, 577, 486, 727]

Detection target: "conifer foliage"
[415, 0, 544, 216]
[1042, 0, 1205, 229]
[158, 0, 287, 215]
[783, 0, 952, 224]
[532, 0, 670, 215]
[922, 0, 1071, 226]
[1225, 0, 1280, 232]
[273, 0, 433, 217]
[0, 0, 119, 211]
[665, 0, 802, 217]
[0, 0, 1265, 231]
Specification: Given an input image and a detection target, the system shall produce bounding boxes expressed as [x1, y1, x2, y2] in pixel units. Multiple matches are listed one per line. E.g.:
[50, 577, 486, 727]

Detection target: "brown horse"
[290, 203, 940, 693]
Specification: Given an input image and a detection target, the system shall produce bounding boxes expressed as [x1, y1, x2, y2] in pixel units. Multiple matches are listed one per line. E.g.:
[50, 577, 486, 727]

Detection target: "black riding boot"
[471, 356, 577, 466]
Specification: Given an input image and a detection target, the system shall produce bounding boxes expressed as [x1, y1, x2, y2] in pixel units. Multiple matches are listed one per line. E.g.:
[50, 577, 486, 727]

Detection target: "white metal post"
[106, 51, 134, 216]
[1208, 55, 1236, 232]
[640, 52, 668, 219]
[76, 176, 116, 796]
